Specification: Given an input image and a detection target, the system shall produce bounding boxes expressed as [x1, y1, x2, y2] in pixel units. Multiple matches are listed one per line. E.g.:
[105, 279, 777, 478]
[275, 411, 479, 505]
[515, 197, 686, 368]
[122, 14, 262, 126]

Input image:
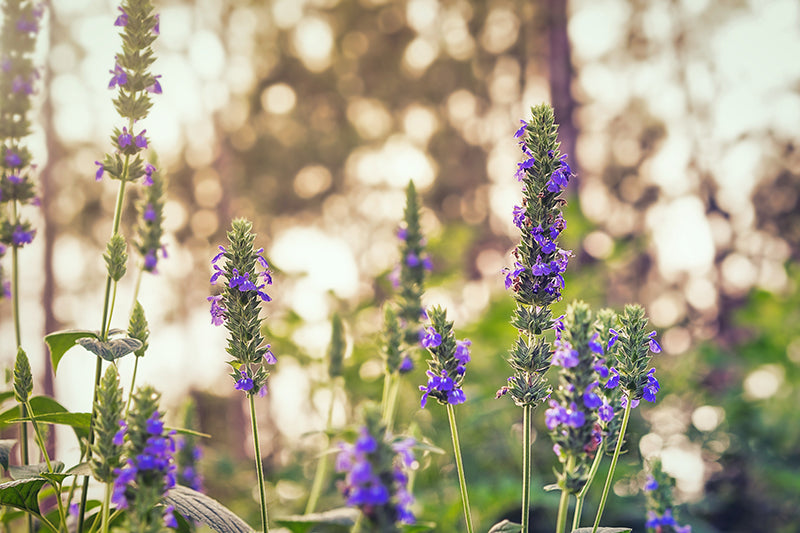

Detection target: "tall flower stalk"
[382, 181, 431, 431]
[208, 218, 275, 533]
[419, 306, 473, 533]
[80, 2, 162, 528]
[0, 7, 43, 519]
[496, 104, 572, 532]
[591, 304, 661, 533]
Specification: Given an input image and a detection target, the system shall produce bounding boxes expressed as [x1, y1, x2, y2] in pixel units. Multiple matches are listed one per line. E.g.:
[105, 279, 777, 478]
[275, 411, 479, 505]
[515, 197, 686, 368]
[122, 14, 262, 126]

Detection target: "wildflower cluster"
[547, 302, 613, 492]
[644, 460, 692, 533]
[134, 162, 167, 272]
[419, 306, 470, 408]
[335, 410, 416, 531]
[499, 104, 572, 408]
[0, 0, 42, 253]
[94, 0, 161, 183]
[208, 218, 276, 396]
[112, 386, 178, 531]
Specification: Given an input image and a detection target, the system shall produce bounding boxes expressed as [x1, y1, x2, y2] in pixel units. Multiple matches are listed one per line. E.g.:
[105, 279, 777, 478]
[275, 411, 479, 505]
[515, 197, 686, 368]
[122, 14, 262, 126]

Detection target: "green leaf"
[0, 391, 15, 405]
[488, 520, 523, 533]
[109, 337, 143, 359]
[275, 507, 359, 532]
[0, 440, 16, 471]
[163, 484, 253, 533]
[400, 523, 436, 532]
[44, 329, 99, 374]
[10, 411, 92, 431]
[166, 426, 211, 439]
[65, 462, 93, 477]
[8, 462, 61, 480]
[75, 336, 141, 362]
[572, 527, 633, 533]
[0, 477, 49, 515]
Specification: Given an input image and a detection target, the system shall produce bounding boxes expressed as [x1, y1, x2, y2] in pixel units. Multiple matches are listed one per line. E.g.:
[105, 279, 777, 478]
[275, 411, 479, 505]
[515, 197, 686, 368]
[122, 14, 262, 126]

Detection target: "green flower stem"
[385, 375, 401, 434]
[351, 512, 363, 533]
[124, 266, 145, 417]
[522, 404, 533, 532]
[572, 443, 605, 531]
[305, 384, 336, 514]
[23, 400, 53, 472]
[555, 456, 575, 533]
[381, 372, 391, 418]
[446, 404, 474, 533]
[100, 480, 112, 533]
[591, 394, 633, 533]
[249, 393, 270, 533]
[80, 168, 129, 533]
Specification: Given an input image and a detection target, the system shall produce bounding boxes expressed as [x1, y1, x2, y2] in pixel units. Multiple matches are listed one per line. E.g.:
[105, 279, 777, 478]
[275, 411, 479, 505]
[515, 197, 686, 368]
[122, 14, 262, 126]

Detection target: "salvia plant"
[0, 0, 690, 531]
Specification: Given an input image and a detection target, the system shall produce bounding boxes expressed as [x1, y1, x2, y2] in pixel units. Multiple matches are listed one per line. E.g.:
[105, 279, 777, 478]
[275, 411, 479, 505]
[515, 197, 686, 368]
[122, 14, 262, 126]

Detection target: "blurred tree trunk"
[546, 0, 578, 179]
[40, 0, 58, 460]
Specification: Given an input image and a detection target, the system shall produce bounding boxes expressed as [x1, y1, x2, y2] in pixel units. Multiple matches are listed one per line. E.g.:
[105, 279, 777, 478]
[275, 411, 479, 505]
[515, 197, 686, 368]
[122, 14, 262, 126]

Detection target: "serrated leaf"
[0, 440, 16, 471]
[572, 527, 633, 533]
[275, 507, 359, 532]
[163, 484, 253, 533]
[8, 462, 61, 480]
[0, 477, 48, 515]
[44, 329, 99, 374]
[488, 520, 523, 532]
[109, 337, 143, 359]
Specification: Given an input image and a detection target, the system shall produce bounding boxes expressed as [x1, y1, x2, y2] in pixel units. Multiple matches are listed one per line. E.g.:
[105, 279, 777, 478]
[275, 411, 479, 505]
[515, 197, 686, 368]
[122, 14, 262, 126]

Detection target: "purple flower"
[514, 119, 527, 139]
[263, 344, 277, 365]
[512, 204, 526, 229]
[605, 367, 620, 389]
[621, 395, 640, 410]
[648, 330, 662, 353]
[7, 174, 22, 184]
[118, 127, 132, 148]
[643, 367, 659, 402]
[11, 226, 35, 246]
[134, 130, 148, 148]
[552, 339, 578, 368]
[146, 412, 165, 435]
[164, 505, 177, 528]
[399, 355, 414, 373]
[235, 370, 253, 392]
[420, 326, 441, 349]
[588, 332, 604, 355]
[583, 390, 602, 409]
[514, 156, 535, 181]
[108, 62, 127, 88]
[598, 401, 614, 422]
[503, 261, 525, 289]
[355, 428, 378, 455]
[608, 328, 619, 349]
[566, 403, 585, 428]
[143, 203, 156, 222]
[454, 339, 471, 364]
[447, 388, 466, 405]
[644, 475, 658, 491]
[94, 161, 105, 181]
[545, 401, 567, 430]
[5, 149, 21, 167]
[113, 420, 127, 446]
[406, 253, 420, 267]
[143, 251, 157, 271]
[114, 7, 128, 26]
[207, 295, 225, 326]
[146, 74, 163, 94]
[153, 14, 160, 35]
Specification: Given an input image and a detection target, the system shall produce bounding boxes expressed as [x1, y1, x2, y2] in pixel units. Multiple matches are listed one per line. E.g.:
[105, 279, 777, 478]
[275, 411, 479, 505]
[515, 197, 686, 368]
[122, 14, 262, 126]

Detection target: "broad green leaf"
[275, 507, 358, 533]
[76, 337, 141, 362]
[163, 484, 253, 533]
[0, 405, 21, 427]
[488, 520, 523, 532]
[0, 391, 15, 405]
[9, 411, 91, 431]
[44, 329, 99, 374]
[572, 527, 633, 533]
[0, 477, 49, 515]
[30, 396, 90, 455]
[0, 440, 16, 471]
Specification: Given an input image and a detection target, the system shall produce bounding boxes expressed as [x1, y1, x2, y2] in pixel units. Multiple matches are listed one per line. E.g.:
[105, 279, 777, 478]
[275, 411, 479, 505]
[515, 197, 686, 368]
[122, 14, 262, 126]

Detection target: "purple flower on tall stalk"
[419, 306, 469, 409]
[108, 62, 127, 88]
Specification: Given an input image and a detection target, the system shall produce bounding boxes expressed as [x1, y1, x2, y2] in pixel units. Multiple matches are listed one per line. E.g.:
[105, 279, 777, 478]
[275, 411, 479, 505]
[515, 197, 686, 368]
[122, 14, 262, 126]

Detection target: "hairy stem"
[249, 393, 270, 532]
[447, 404, 474, 533]
[592, 395, 633, 533]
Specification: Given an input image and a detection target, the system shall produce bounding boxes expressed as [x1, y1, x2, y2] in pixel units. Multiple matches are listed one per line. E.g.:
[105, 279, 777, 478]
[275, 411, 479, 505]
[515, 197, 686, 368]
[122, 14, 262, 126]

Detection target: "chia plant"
[419, 305, 474, 533]
[334, 407, 416, 532]
[208, 217, 275, 532]
[643, 459, 692, 533]
[497, 104, 573, 533]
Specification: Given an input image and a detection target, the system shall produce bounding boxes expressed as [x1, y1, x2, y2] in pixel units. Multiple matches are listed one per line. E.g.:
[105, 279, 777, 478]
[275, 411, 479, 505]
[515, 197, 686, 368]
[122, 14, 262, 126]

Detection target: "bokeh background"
[1, 0, 799, 531]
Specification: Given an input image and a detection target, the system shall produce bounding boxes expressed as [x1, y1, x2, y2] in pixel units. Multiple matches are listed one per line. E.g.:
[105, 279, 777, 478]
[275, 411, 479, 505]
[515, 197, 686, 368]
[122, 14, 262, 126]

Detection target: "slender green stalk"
[24, 400, 53, 472]
[124, 266, 145, 416]
[572, 443, 605, 531]
[305, 385, 336, 514]
[381, 372, 391, 419]
[79, 172, 129, 533]
[446, 404, 474, 533]
[521, 404, 531, 532]
[249, 394, 270, 533]
[351, 513, 363, 533]
[555, 456, 575, 533]
[591, 395, 633, 533]
[100, 480, 112, 533]
[11, 239, 21, 347]
[385, 375, 401, 434]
